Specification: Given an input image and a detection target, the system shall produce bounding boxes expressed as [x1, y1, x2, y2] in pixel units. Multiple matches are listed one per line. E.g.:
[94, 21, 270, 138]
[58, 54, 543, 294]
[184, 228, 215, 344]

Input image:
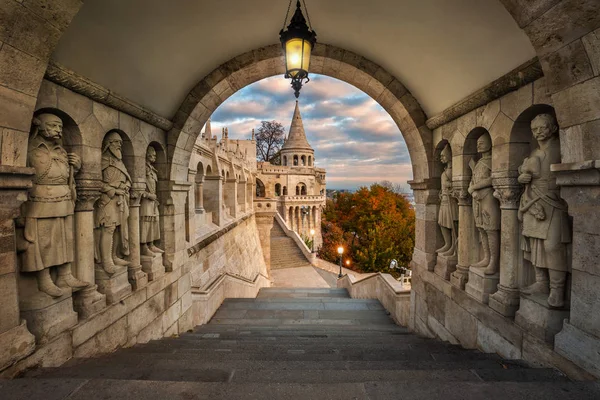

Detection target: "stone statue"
[94, 132, 132, 274]
[436, 144, 458, 256]
[518, 113, 571, 308]
[140, 147, 164, 256]
[17, 113, 88, 297]
[468, 134, 500, 274]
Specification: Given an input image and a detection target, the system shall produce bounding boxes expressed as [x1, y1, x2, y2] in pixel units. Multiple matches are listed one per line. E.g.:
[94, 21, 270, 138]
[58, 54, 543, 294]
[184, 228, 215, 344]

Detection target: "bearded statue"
[468, 133, 500, 274]
[518, 113, 571, 308]
[94, 132, 132, 274]
[140, 146, 164, 256]
[17, 113, 88, 297]
[436, 144, 458, 257]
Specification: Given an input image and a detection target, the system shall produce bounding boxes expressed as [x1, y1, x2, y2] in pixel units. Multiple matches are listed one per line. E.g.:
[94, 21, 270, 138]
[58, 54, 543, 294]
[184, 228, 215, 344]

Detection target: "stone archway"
[167, 43, 434, 184]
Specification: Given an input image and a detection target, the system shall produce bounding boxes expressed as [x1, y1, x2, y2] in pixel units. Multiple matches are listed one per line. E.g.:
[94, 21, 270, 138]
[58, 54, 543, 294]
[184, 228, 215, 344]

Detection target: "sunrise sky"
[209, 74, 413, 191]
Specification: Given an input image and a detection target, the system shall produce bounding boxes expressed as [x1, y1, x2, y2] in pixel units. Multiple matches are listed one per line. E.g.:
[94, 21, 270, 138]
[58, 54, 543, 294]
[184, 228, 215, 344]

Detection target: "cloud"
[208, 74, 413, 190]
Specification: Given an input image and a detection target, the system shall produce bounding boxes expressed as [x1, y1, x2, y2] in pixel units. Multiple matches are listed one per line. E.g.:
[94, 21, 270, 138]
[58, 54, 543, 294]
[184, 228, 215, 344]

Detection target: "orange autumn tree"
[319, 184, 415, 274]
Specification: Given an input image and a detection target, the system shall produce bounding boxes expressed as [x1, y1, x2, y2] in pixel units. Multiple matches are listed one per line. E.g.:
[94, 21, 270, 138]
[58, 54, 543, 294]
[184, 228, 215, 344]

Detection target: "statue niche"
[140, 146, 163, 256]
[94, 132, 132, 274]
[436, 144, 458, 257]
[468, 133, 500, 274]
[518, 113, 571, 308]
[17, 113, 89, 297]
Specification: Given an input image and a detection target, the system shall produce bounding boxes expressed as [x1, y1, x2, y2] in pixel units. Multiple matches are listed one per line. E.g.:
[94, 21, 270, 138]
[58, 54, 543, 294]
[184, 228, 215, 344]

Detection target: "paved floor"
[3, 288, 598, 399]
[271, 266, 337, 288]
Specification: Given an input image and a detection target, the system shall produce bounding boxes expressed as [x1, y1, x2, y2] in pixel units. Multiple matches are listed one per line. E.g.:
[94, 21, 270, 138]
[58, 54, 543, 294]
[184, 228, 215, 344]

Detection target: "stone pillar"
[0, 167, 36, 370]
[451, 181, 476, 289]
[488, 175, 522, 317]
[224, 178, 238, 218]
[237, 180, 246, 213]
[72, 179, 106, 319]
[553, 163, 600, 374]
[409, 180, 440, 272]
[255, 200, 277, 278]
[203, 176, 224, 226]
[126, 186, 148, 290]
[246, 181, 253, 211]
[195, 177, 205, 214]
[159, 180, 193, 272]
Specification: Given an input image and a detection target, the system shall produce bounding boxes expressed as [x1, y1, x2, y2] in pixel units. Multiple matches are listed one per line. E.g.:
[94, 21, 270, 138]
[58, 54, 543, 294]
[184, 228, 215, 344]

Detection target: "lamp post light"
[337, 246, 344, 278]
[310, 228, 315, 253]
[279, 0, 317, 98]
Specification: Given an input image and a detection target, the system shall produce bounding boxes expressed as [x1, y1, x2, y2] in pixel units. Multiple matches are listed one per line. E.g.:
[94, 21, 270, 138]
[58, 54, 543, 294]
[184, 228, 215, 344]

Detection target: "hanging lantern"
[279, 0, 317, 98]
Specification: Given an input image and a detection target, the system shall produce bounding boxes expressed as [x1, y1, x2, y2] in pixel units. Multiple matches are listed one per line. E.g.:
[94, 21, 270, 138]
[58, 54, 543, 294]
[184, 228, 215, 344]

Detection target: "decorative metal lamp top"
[279, 0, 317, 98]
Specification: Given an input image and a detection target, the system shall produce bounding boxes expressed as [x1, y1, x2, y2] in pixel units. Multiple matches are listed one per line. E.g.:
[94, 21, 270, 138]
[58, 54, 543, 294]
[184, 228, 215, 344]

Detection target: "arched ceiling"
[52, 0, 535, 119]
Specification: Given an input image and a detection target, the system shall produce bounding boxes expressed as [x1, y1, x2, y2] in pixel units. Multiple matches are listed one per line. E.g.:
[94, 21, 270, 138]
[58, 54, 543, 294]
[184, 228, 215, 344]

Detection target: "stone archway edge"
[44, 61, 173, 131]
[426, 57, 543, 130]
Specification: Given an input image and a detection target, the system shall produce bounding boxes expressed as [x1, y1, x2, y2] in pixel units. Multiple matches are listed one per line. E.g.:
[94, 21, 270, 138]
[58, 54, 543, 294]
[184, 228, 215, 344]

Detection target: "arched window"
[293, 155, 299, 166]
[256, 178, 266, 198]
[308, 156, 312, 166]
[301, 185, 307, 195]
[275, 183, 281, 196]
[283, 186, 288, 195]
[296, 185, 300, 195]
[283, 156, 287, 166]
[301, 155, 306, 166]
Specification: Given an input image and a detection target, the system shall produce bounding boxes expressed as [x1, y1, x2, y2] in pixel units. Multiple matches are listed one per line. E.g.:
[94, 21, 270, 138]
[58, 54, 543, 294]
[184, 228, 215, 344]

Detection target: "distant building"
[256, 101, 326, 246]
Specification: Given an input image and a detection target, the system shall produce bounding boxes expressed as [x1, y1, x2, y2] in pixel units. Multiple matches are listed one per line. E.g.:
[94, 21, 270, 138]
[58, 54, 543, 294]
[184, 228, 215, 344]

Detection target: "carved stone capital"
[75, 179, 103, 212]
[493, 185, 522, 209]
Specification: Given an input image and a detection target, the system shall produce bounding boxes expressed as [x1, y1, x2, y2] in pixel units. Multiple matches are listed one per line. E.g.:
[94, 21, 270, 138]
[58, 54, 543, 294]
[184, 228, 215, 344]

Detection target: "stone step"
[218, 300, 384, 311]
[207, 318, 395, 327]
[210, 309, 392, 321]
[8, 378, 597, 400]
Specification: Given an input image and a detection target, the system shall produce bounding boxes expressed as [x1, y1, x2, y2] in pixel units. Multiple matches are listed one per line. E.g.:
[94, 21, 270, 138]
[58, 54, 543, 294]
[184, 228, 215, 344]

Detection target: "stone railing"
[280, 195, 325, 202]
[274, 212, 315, 262]
[337, 273, 411, 327]
[191, 272, 270, 325]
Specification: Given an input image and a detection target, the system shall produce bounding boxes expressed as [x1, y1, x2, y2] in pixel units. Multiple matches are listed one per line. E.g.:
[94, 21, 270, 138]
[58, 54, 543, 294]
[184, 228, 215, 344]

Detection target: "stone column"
[195, 177, 205, 214]
[488, 176, 522, 317]
[224, 178, 238, 218]
[237, 180, 246, 213]
[409, 179, 441, 272]
[159, 180, 193, 273]
[451, 182, 475, 290]
[72, 179, 106, 319]
[255, 200, 277, 278]
[203, 176, 224, 226]
[127, 185, 148, 290]
[0, 166, 36, 370]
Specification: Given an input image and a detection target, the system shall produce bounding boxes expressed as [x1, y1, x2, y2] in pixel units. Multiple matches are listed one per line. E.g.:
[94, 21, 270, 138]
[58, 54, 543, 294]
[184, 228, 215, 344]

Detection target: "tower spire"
[281, 101, 313, 151]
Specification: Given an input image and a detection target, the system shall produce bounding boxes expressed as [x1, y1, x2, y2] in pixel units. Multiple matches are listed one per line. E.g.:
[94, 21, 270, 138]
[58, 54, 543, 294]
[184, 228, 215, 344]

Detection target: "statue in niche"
[94, 132, 132, 274]
[518, 114, 571, 308]
[468, 134, 500, 274]
[436, 144, 458, 256]
[140, 147, 164, 256]
[17, 113, 88, 297]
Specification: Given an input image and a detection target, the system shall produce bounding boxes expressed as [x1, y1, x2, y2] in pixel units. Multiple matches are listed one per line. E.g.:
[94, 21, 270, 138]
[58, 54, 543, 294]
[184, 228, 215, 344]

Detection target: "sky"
[208, 74, 413, 191]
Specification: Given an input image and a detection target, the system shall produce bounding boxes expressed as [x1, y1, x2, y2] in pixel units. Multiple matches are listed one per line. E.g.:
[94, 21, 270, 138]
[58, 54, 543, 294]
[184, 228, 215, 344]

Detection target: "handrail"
[274, 212, 315, 262]
[192, 272, 269, 294]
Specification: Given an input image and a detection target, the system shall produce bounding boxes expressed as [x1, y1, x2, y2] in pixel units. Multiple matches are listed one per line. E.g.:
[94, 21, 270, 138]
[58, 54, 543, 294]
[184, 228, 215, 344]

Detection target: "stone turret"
[280, 101, 314, 167]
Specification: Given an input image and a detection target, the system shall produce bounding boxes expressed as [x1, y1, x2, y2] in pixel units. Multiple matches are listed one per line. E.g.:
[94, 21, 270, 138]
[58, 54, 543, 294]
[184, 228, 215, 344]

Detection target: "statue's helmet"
[147, 146, 157, 158]
[102, 131, 123, 153]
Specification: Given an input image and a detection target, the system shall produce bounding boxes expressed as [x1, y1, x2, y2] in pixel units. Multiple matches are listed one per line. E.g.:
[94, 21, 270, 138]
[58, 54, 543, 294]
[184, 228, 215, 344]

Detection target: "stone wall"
[189, 214, 268, 291]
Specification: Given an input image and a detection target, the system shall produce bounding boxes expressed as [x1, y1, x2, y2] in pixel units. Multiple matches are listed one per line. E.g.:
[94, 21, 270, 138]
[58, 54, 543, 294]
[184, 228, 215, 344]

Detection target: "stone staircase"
[3, 288, 599, 399]
[270, 221, 312, 270]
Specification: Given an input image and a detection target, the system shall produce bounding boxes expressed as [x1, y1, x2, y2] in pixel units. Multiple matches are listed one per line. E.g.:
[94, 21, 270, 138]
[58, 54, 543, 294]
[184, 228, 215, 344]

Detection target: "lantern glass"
[285, 38, 312, 77]
[337, 246, 344, 255]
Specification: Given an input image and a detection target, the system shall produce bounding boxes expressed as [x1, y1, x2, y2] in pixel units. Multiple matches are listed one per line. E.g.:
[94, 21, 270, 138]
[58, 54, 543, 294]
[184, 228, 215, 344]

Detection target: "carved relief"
[436, 144, 458, 256]
[94, 132, 132, 274]
[518, 114, 571, 308]
[140, 147, 164, 256]
[468, 133, 500, 274]
[17, 113, 89, 297]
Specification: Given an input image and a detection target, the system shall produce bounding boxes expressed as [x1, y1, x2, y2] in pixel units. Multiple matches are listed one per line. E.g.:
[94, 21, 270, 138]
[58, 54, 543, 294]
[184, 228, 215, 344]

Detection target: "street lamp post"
[310, 228, 315, 253]
[337, 246, 344, 278]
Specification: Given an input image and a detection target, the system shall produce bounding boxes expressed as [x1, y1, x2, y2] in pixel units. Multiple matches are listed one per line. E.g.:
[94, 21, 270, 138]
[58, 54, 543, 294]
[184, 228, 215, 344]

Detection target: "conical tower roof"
[281, 101, 313, 152]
